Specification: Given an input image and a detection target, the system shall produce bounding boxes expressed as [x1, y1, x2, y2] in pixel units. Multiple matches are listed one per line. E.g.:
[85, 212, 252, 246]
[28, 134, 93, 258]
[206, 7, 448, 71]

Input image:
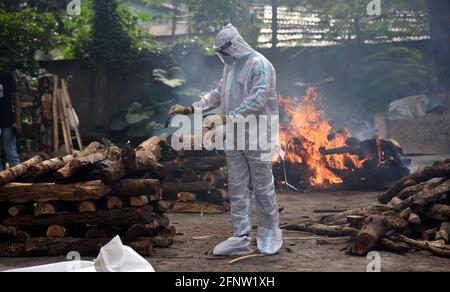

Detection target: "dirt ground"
[1, 191, 449, 272]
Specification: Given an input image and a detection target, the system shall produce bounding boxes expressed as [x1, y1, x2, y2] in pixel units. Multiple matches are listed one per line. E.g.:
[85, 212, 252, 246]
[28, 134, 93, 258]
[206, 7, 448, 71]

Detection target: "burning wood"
[274, 88, 409, 190]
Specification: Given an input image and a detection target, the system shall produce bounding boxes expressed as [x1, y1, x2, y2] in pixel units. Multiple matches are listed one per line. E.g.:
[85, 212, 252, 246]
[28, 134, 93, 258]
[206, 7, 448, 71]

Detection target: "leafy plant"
[110, 102, 162, 138]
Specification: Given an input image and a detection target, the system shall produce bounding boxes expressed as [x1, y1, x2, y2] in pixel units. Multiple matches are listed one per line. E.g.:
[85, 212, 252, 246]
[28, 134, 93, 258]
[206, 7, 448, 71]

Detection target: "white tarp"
[4, 236, 155, 273]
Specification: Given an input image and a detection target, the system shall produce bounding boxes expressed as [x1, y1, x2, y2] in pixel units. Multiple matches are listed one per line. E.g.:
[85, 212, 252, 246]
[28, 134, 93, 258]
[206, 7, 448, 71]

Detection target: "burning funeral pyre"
[273, 87, 409, 190]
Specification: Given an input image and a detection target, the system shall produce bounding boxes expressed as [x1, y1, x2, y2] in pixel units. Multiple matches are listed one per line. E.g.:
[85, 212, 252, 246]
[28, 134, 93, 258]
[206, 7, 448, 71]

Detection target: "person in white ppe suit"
[169, 24, 282, 256]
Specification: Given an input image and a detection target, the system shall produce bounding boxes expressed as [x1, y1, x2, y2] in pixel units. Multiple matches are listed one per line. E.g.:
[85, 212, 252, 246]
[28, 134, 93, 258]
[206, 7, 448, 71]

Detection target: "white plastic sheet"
[4, 236, 155, 273]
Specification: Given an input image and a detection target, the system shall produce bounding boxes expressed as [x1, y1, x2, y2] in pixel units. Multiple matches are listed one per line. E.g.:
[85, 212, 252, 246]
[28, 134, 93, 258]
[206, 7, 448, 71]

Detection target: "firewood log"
[320, 205, 392, 225]
[125, 215, 170, 241]
[378, 162, 450, 204]
[390, 235, 450, 258]
[101, 138, 165, 185]
[8, 205, 32, 217]
[55, 147, 119, 181]
[0, 224, 30, 243]
[170, 201, 229, 214]
[380, 237, 410, 254]
[164, 181, 214, 194]
[347, 215, 366, 229]
[0, 181, 112, 204]
[79, 201, 97, 213]
[0, 154, 47, 186]
[110, 179, 162, 197]
[130, 196, 150, 207]
[25, 237, 111, 257]
[150, 200, 173, 214]
[27, 142, 103, 177]
[177, 192, 197, 202]
[46, 225, 67, 238]
[181, 168, 197, 182]
[3, 206, 156, 227]
[436, 222, 450, 243]
[211, 189, 229, 203]
[393, 179, 450, 212]
[163, 156, 226, 172]
[106, 196, 123, 210]
[283, 223, 359, 237]
[0, 243, 25, 257]
[423, 203, 450, 221]
[127, 238, 154, 256]
[35, 203, 60, 217]
[422, 228, 439, 241]
[354, 214, 407, 256]
[408, 212, 422, 225]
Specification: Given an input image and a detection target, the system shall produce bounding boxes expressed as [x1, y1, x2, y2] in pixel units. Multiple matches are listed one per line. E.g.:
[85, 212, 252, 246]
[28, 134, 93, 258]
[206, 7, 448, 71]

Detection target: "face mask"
[220, 55, 236, 65]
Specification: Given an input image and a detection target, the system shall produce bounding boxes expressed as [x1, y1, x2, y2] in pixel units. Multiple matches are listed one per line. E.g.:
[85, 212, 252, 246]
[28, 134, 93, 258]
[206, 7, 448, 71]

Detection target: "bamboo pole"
[61, 79, 83, 151]
[57, 89, 73, 154]
[52, 75, 60, 154]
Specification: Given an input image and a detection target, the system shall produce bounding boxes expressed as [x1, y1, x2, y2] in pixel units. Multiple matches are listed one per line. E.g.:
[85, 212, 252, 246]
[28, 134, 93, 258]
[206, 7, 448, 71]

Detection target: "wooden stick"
[52, 75, 59, 154]
[228, 254, 265, 264]
[61, 79, 83, 151]
[57, 89, 71, 154]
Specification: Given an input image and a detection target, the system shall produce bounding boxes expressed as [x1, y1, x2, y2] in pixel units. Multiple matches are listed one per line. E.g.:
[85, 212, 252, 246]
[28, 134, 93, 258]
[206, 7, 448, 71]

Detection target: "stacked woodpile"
[283, 160, 450, 258]
[159, 139, 230, 214]
[0, 137, 175, 257]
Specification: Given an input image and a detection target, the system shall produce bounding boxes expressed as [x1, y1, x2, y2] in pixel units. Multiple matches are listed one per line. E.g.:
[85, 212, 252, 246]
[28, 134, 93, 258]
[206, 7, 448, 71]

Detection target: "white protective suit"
[192, 24, 283, 256]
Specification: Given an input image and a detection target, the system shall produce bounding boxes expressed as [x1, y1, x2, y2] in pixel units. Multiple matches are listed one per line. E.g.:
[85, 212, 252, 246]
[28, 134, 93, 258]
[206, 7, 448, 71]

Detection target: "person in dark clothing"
[0, 69, 21, 170]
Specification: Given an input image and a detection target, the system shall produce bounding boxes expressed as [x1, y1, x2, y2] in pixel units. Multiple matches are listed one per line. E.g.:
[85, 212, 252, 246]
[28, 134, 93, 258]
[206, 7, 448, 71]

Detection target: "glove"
[203, 114, 227, 130]
[169, 104, 193, 117]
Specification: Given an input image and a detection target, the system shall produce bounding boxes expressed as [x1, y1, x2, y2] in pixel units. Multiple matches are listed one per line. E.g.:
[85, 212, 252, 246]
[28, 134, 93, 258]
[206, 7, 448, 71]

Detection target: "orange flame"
[278, 87, 368, 187]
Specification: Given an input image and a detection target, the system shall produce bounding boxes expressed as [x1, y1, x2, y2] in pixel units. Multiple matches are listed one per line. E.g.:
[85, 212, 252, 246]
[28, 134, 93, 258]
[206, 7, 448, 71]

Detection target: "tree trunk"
[0, 181, 112, 204]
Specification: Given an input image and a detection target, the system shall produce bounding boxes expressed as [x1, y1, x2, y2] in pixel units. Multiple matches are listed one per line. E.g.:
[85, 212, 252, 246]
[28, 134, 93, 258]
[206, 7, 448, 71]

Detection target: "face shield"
[214, 35, 239, 65]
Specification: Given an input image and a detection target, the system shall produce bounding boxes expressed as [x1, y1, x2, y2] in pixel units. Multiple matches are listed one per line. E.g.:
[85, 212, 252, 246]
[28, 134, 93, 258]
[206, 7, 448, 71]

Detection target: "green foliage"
[110, 102, 162, 138]
[355, 46, 435, 112]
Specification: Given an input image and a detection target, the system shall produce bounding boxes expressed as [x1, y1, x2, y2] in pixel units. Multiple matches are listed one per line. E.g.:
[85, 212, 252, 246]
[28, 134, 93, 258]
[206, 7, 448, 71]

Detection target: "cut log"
[163, 156, 225, 172]
[320, 205, 392, 225]
[3, 206, 156, 227]
[408, 212, 422, 225]
[177, 192, 197, 202]
[211, 189, 229, 203]
[0, 181, 112, 204]
[100, 138, 165, 185]
[127, 238, 154, 256]
[55, 148, 118, 181]
[436, 222, 450, 243]
[393, 179, 450, 212]
[0, 154, 46, 186]
[130, 196, 150, 207]
[347, 215, 366, 229]
[283, 223, 359, 237]
[391, 235, 450, 258]
[0, 224, 29, 243]
[46, 225, 67, 238]
[28, 142, 103, 177]
[399, 208, 412, 220]
[79, 201, 97, 213]
[125, 215, 170, 241]
[106, 196, 123, 210]
[25, 237, 111, 257]
[354, 214, 407, 256]
[390, 197, 403, 209]
[378, 163, 450, 204]
[151, 200, 173, 214]
[34, 203, 59, 217]
[8, 205, 31, 217]
[380, 237, 410, 254]
[111, 179, 162, 197]
[164, 181, 213, 194]
[0, 243, 25, 257]
[170, 201, 229, 214]
[423, 203, 450, 221]
[181, 168, 197, 182]
[422, 228, 439, 241]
